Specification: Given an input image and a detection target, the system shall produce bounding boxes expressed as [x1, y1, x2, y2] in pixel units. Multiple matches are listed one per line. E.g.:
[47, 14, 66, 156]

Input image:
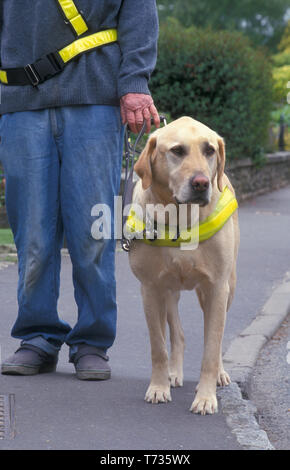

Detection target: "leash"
[121, 116, 167, 252]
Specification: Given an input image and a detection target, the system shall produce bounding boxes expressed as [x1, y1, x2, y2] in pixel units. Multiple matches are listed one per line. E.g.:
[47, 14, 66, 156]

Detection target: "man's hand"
[120, 93, 160, 134]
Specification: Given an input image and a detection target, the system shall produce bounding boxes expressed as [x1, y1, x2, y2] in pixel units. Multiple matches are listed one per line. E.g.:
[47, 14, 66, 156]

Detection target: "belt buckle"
[24, 64, 40, 87]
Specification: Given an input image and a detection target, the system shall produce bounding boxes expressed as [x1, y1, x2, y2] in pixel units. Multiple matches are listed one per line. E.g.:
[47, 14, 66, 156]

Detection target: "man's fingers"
[126, 109, 138, 134]
[143, 107, 152, 133]
[149, 104, 160, 129]
[122, 104, 160, 135]
[135, 109, 144, 133]
[120, 93, 161, 134]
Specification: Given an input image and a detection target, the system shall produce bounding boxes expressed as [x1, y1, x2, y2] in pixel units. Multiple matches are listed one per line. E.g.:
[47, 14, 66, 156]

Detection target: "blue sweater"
[0, 0, 159, 115]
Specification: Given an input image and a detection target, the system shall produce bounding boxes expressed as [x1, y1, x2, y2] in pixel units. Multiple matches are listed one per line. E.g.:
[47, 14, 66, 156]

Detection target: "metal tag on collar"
[144, 216, 158, 241]
[121, 239, 131, 252]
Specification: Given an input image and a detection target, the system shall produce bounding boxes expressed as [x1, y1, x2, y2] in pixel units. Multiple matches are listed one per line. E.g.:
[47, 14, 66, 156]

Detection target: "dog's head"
[134, 116, 226, 206]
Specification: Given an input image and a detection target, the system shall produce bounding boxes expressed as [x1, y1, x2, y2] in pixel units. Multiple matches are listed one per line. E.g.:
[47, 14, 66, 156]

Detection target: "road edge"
[220, 272, 290, 450]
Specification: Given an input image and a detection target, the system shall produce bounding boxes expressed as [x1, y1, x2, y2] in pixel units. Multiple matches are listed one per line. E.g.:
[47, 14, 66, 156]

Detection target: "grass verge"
[0, 228, 14, 245]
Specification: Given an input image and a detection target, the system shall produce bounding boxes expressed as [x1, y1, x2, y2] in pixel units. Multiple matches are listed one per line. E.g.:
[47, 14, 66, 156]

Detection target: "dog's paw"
[169, 371, 183, 388]
[145, 384, 172, 404]
[217, 370, 231, 387]
[190, 393, 218, 415]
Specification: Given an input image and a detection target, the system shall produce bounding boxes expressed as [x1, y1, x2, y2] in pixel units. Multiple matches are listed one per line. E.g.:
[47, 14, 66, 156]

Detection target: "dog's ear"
[217, 137, 226, 192]
[134, 135, 157, 190]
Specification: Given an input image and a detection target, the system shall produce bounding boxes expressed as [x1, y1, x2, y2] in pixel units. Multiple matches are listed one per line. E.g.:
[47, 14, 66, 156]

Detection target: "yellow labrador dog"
[128, 116, 239, 415]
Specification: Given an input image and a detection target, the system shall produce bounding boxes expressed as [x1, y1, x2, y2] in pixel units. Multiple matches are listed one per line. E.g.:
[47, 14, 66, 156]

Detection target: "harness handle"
[121, 116, 167, 252]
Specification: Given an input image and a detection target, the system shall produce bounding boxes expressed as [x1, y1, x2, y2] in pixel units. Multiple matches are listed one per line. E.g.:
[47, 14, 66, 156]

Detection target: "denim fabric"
[0, 105, 124, 356]
[21, 336, 60, 357]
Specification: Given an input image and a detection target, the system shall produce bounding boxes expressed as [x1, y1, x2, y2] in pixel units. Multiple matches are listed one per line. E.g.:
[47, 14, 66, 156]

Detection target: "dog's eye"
[203, 143, 216, 157]
[170, 145, 187, 157]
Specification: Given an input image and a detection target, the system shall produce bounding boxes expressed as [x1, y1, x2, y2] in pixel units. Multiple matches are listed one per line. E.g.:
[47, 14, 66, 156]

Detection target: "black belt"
[2, 53, 65, 87]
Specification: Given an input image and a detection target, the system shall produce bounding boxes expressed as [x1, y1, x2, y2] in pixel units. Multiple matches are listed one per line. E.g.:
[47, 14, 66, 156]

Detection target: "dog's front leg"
[141, 284, 172, 404]
[191, 281, 229, 415]
[167, 290, 184, 387]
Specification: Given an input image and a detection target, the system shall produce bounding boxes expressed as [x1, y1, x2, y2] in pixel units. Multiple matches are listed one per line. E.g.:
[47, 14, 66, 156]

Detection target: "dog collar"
[125, 186, 238, 247]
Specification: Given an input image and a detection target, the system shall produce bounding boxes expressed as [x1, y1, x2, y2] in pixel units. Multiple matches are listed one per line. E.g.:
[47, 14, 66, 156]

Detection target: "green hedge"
[150, 19, 273, 161]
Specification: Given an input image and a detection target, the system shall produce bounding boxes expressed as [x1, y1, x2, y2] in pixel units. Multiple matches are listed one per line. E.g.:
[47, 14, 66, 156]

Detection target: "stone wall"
[226, 152, 290, 202]
[120, 151, 290, 203]
[0, 152, 290, 228]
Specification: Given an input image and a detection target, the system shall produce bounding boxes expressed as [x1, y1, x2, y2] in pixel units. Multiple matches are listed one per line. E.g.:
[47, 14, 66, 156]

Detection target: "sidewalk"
[249, 315, 290, 449]
[0, 186, 290, 450]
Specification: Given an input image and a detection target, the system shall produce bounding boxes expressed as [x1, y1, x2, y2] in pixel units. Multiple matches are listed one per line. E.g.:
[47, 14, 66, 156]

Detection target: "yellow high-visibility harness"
[57, 0, 89, 36]
[125, 186, 238, 247]
[0, 0, 117, 87]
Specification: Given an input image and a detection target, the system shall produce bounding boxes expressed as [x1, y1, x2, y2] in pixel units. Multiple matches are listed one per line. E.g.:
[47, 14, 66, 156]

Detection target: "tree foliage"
[272, 21, 290, 102]
[150, 19, 273, 161]
[157, 0, 290, 52]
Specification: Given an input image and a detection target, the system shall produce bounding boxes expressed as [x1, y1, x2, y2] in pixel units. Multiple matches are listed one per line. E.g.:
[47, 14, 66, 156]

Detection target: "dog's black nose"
[190, 173, 209, 192]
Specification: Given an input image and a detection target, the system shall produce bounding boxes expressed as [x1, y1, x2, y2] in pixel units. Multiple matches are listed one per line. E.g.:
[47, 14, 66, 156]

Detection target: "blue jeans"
[0, 105, 124, 358]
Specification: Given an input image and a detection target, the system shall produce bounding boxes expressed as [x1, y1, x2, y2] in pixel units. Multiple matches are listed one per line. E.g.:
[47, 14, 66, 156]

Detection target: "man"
[0, 0, 159, 380]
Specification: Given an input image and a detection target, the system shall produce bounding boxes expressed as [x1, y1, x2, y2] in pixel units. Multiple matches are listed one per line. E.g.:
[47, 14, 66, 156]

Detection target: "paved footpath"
[249, 315, 290, 450]
[0, 186, 289, 450]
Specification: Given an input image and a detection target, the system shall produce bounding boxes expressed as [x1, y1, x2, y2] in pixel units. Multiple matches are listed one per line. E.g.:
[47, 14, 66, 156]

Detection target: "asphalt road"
[0, 186, 290, 450]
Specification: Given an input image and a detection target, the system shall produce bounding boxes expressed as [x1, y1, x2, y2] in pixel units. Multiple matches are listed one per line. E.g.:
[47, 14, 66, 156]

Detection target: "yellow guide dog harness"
[0, 0, 117, 87]
[125, 186, 238, 248]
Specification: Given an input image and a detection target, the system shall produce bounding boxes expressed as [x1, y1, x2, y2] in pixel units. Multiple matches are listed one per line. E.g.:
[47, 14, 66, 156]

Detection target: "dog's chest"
[158, 249, 207, 290]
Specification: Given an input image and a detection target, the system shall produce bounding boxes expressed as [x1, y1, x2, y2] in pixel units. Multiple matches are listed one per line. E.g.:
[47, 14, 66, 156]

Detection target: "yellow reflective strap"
[0, 70, 8, 84]
[125, 186, 238, 247]
[58, 0, 79, 18]
[58, 29, 118, 63]
[199, 196, 238, 242]
[70, 14, 88, 36]
[199, 186, 238, 242]
[57, 0, 88, 36]
[126, 210, 145, 234]
[126, 209, 178, 243]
